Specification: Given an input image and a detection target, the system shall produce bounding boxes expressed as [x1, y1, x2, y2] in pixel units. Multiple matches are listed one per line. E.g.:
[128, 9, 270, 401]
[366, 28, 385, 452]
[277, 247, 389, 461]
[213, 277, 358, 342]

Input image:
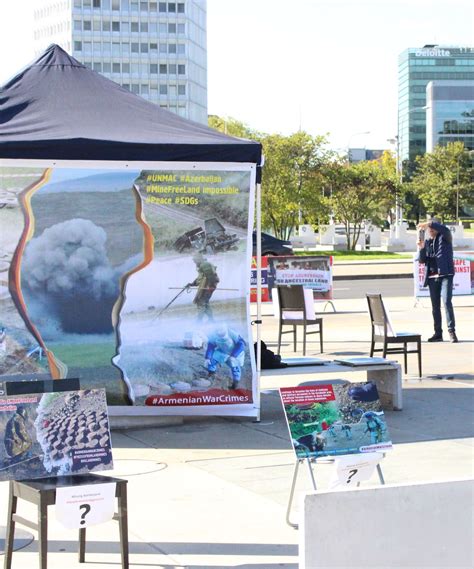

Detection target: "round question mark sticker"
[79, 504, 91, 525]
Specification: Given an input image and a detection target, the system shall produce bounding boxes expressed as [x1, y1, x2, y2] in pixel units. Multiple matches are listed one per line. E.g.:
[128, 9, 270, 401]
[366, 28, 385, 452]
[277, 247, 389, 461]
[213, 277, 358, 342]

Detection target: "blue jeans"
[427, 275, 455, 336]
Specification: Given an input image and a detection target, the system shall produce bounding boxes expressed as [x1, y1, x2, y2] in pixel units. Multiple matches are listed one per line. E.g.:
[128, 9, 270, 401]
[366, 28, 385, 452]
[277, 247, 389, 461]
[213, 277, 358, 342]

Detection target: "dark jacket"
[418, 222, 454, 287]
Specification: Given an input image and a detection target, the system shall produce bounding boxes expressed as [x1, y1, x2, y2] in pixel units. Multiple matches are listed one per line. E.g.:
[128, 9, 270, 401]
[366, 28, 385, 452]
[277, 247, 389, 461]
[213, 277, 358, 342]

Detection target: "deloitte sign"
[415, 48, 451, 57]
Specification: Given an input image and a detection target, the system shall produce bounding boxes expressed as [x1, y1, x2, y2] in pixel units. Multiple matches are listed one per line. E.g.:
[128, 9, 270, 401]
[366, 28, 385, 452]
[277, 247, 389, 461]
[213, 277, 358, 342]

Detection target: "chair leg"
[293, 325, 297, 352]
[303, 324, 306, 356]
[38, 494, 48, 569]
[370, 338, 375, 357]
[319, 322, 323, 353]
[4, 482, 17, 569]
[382, 341, 387, 359]
[404, 343, 408, 374]
[118, 485, 129, 569]
[277, 321, 282, 355]
[418, 339, 422, 378]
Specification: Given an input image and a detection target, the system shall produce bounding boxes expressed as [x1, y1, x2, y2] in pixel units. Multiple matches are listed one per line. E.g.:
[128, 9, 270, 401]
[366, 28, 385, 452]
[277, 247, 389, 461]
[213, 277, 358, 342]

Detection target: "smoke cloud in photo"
[22, 218, 120, 334]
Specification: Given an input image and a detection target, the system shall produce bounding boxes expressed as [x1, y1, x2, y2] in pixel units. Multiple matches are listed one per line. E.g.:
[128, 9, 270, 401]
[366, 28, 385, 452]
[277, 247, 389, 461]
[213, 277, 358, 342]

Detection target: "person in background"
[417, 219, 458, 343]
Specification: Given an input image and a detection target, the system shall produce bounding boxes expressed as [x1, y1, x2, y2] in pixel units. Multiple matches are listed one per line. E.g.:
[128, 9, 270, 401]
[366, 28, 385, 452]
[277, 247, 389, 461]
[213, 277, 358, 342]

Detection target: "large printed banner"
[267, 255, 333, 300]
[414, 252, 474, 297]
[0, 163, 257, 416]
[0, 388, 112, 481]
[280, 383, 392, 459]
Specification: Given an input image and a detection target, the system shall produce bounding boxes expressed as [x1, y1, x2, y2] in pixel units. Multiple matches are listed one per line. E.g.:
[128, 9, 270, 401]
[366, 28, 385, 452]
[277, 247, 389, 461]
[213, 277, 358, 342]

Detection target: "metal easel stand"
[323, 300, 336, 313]
[286, 456, 386, 529]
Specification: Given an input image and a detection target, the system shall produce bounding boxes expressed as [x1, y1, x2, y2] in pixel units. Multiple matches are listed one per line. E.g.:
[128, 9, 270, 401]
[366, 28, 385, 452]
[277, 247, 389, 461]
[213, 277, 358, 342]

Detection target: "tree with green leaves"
[208, 115, 260, 139]
[260, 131, 332, 240]
[409, 141, 473, 221]
[325, 155, 398, 250]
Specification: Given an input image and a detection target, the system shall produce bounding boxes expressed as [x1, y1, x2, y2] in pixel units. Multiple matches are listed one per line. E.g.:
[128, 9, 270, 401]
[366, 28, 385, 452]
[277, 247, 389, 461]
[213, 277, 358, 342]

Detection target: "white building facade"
[33, 0, 208, 124]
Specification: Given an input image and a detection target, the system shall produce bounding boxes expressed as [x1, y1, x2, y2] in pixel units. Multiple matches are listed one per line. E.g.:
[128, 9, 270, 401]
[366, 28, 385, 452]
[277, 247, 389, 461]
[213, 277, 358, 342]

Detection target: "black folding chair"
[277, 285, 323, 356]
[367, 293, 422, 377]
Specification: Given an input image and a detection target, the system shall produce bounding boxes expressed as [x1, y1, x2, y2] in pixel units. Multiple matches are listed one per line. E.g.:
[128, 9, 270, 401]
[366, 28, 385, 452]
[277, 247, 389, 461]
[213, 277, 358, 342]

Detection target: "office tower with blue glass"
[398, 45, 474, 165]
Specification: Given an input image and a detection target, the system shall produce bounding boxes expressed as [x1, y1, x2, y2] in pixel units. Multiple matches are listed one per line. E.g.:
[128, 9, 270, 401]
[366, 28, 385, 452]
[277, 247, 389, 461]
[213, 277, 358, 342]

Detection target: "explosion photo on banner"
[0, 164, 256, 413]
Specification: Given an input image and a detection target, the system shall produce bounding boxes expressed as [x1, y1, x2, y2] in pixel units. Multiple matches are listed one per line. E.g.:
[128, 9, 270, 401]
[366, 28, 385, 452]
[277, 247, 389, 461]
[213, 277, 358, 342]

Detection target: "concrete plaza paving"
[0, 293, 472, 568]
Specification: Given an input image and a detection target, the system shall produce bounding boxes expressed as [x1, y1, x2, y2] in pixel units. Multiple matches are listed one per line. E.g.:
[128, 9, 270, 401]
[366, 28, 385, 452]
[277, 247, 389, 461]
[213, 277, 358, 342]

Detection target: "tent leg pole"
[254, 181, 262, 423]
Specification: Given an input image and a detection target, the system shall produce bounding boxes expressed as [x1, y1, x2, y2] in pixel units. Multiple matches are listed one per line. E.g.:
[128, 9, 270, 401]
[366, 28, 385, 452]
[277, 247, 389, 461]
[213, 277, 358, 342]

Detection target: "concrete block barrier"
[301, 478, 474, 569]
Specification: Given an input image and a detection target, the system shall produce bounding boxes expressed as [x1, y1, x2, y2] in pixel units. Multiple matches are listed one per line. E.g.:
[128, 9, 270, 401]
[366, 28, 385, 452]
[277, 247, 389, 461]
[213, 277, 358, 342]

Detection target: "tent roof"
[0, 45, 261, 164]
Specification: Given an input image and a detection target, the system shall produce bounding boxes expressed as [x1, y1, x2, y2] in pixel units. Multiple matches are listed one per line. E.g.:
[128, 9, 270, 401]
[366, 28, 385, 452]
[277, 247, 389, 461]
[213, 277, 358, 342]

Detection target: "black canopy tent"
[0, 44, 262, 165]
[0, 44, 264, 420]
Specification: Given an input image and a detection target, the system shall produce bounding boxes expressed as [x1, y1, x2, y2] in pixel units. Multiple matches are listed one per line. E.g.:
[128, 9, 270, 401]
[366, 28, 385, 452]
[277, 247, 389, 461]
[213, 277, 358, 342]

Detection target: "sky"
[1, 0, 473, 151]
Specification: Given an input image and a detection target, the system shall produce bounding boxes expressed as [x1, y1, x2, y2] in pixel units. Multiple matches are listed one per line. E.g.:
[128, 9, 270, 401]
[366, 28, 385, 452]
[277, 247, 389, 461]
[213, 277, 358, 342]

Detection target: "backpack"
[254, 341, 288, 369]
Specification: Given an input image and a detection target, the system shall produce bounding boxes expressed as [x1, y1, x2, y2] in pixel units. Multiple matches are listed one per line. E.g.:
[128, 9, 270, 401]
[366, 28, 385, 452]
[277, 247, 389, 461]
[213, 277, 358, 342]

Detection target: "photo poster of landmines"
[267, 255, 333, 300]
[0, 387, 113, 482]
[413, 252, 474, 297]
[0, 163, 257, 415]
[280, 383, 392, 459]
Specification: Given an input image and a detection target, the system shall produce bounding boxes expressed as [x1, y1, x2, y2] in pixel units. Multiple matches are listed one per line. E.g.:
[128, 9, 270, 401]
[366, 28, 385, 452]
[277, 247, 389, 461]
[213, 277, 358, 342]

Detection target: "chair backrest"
[366, 294, 396, 336]
[277, 285, 306, 311]
[366, 293, 396, 336]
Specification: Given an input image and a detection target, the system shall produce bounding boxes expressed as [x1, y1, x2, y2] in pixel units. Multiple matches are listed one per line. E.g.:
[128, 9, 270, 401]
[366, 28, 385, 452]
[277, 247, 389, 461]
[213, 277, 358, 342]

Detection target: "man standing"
[189, 254, 219, 322]
[417, 219, 458, 342]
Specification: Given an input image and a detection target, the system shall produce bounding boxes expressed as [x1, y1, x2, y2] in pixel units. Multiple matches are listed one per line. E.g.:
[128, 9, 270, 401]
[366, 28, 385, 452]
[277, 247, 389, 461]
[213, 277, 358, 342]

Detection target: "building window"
[177, 2, 184, 13]
[160, 84, 168, 94]
[177, 43, 185, 54]
[169, 64, 176, 74]
[122, 62, 130, 73]
[131, 63, 140, 73]
[168, 23, 176, 33]
[149, 22, 157, 33]
[131, 22, 139, 32]
[159, 2, 166, 11]
[83, 20, 92, 30]
[141, 84, 149, 95]
[112, 0, 120, 9]
[74, 20, 82, 30]
[112, 41, 120, 54]
[102, 20, 111, 31]
[131, 42, 139, 52]
[140, 22, 148, 32]
[168, 43, 176, 54]
[122, 83, 130, 90]
[112, 20, 120, 30]
[74, 41, 82, 51]
[121, 0, 130, 8]
[93, 20, 101, 30]
[84, 41, 92, 52]
[140, 43, 149, 53]
[93, 0, 101, 7]
[131, 83, 140, 93]
[178, 64, 185, 74]
[150, 63, 158, 73]
[168, 3, 176, 12]
[113, 62, 121, 73]
[177, 23, 184, 34]
[140, 2, 148, 11]
[74, 0, 82, 7]
[150, 2, 157, 11]
[160, 64, 167, 74]
[121, 21, 129, 32]
[150, 42, 158, 53]
[103, 62, 111, 72]
[122, 42, 130, 53]
[178, 84, 185, 95]
[131, 0, 138, 10]
[83, 0, 91, 6]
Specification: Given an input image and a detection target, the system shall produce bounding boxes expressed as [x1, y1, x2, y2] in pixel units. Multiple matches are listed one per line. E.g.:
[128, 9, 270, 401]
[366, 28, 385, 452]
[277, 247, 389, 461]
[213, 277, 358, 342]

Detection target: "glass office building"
[426, 81, 474, 152]
[398, 45, 474, 165]
[33, 0, 208, 124]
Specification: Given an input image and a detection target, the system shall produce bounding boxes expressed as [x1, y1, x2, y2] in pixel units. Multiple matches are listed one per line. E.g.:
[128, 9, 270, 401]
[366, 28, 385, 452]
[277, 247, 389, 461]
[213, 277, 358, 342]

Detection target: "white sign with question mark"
[329, 452, 383, 490]
[55, 483, 116, 529]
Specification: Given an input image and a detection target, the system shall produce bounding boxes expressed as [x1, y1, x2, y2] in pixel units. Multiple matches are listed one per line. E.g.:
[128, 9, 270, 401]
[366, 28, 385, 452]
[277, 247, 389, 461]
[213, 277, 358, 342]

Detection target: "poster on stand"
[0, 162, 257, 416]
[0, 388, 112, 482]
[413, 252, 474, 297]
[267, 255, 333, 300]
[250, 256, 269, 303]
[280, 382, 392, 459]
